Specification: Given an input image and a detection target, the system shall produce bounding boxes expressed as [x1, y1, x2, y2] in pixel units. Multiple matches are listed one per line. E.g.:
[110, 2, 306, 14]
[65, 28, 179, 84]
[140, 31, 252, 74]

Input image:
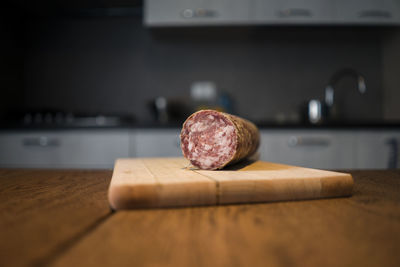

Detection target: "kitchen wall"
[6, 11, 392, 123]
[383, 29, 400, 121]
[0, 10, 25, 117]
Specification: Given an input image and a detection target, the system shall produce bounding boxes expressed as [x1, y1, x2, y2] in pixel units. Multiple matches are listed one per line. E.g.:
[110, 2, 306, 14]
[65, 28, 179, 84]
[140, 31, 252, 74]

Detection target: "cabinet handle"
[358, 10, 392, 19]
[279, 8, 312, 18]
[385, 138, 398, 169]
[22, 136, 61, 147]
[288, 136, 330, 147]
[181, 8, 217, 18]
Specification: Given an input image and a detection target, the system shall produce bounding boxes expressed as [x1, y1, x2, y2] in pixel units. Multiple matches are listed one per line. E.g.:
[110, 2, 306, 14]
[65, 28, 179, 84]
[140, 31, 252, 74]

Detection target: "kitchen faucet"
[324, 68, 367, 119]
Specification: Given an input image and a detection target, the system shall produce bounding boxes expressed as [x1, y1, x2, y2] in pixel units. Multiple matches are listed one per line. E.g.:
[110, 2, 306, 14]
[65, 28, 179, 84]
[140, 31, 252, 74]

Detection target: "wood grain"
[52, 170, 400, 267]
[1, 169, 399, 267]
[108, 158, 353, 209]
[0, 169, 112, 267]
[108, 158, 216, 209]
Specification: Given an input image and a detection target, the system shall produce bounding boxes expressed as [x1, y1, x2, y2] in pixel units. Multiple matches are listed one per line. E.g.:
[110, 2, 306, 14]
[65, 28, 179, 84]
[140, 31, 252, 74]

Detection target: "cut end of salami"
[180, 110, 260, 170]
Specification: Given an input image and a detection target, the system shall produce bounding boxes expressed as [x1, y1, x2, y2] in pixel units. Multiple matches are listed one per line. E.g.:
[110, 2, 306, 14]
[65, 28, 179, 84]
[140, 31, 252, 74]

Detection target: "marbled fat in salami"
[180, 110, 260, 170]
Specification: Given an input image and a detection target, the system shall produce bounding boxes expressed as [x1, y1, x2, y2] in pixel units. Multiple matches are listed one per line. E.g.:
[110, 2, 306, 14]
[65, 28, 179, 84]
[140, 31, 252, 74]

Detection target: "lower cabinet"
[0, 128, 183, 169]
[260, 129, 400, 170]
[355, 130, 400, 169]
[0, 130, 130, 169]
[260, 130, 356, 169]
[131, 129, 182, 157]
[0, 128, 398, 169]
[132, 128, 400, 170]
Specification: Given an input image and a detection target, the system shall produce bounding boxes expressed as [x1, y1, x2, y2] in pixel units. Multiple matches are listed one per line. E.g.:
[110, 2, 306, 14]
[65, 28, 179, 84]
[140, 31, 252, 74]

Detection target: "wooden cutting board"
[108, 157, 353, 210]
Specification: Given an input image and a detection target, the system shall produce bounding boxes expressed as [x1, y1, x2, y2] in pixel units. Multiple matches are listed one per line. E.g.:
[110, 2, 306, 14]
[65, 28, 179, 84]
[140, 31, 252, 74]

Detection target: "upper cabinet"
[144, 0, 400, 26]
[332, 0, 400, 25]
[251, 0, 334, 25]
[145, 0, 252, 26]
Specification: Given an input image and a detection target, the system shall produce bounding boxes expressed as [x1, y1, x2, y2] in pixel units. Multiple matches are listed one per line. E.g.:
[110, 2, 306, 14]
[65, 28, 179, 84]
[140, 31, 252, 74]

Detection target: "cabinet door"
[355, 131, 400, 169]
[145, 0, 251, 26]
[0, 130, 130, 168]
[260, 130, 355, 169]
[252, 0, 334, 24]
[333, 0, 400, 25]
[133, 129, 182, 157]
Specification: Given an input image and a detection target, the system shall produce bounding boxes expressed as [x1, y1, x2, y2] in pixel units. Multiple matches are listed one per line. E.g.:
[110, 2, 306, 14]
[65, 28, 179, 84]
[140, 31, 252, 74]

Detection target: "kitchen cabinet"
[0, 128, 182, 168]
[355, 130, 400, 169]
[131, 128, 400, 170]
[132, 129, 182, 157]
[145, 0, 251, 26]
[252, 0, 334, 24]
[145, 0, 400, 26]
[333, 0, 400, 25]
[259, 129, 400, 170]
[0, 130, 130, 168]
[259, 130, 356, 169]
[0, 128, 398, 169]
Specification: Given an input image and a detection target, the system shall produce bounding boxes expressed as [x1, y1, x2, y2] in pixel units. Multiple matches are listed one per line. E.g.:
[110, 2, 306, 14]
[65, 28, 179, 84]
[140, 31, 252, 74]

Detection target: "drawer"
[0, 130, 130, 168]
[355, 131, 400, 169]
[145, 0, 251, 26]
[252, 0, 334, 24]
[260, 130, 356, 169]
[132, 129, 182, 157]
[333, 0, 400, 25]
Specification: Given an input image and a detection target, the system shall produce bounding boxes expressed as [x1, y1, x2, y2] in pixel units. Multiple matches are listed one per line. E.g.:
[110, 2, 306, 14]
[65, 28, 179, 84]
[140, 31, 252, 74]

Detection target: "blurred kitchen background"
[1, 0, 400, 169]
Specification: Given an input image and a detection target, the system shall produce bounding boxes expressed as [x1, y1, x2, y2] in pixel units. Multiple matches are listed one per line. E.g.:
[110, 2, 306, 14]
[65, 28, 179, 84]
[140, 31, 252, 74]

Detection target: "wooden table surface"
[1, 168, 399, 267]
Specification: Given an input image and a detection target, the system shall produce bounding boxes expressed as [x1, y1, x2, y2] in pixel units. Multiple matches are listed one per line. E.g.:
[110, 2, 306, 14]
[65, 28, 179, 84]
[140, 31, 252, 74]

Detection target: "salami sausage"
[180, 110, 260, 170]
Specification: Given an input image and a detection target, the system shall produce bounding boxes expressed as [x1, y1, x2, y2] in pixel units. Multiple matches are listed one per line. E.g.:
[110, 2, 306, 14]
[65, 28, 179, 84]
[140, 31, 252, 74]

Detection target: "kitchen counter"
[1, 169, 399, 267]
[1, 121, 400, 131]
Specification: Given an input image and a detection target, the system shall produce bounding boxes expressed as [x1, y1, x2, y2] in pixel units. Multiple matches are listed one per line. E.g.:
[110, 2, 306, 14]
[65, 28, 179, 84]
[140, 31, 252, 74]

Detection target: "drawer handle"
[288, 136, 330, 147]
[279, 8, 312, 18]
[358, 10, 391, 19]
[22, 136, 61, 147]
[181, 8, 217, 18]
[385, 138, 398, 169]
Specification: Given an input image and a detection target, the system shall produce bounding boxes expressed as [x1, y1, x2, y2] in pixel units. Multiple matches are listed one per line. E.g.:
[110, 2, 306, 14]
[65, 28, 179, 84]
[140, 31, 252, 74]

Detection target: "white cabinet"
[145, 0, 251, 26]
[0, 128, 182, 168]
[0, 130, 130, 169]
[252, 0, 334, 24]
[1, 128, 398, 169]
[145, 0, 400, 26]
[355, 131, 400, 169]
[260, 129, 400, 170]
[132, 129, 182, 157]
[145, 0, 334, 26]
[260, 130, 356, 169]
[333, 0, 400, 25]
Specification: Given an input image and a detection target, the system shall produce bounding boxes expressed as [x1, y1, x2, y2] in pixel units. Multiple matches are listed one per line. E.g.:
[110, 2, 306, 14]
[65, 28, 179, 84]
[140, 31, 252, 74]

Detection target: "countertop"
[1, 120, 400, 131]
[1, 169, 400, 267]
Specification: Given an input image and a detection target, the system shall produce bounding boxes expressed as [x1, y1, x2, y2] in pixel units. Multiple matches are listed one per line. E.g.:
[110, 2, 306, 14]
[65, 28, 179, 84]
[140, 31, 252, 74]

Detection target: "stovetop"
[1, 110, 135, 128]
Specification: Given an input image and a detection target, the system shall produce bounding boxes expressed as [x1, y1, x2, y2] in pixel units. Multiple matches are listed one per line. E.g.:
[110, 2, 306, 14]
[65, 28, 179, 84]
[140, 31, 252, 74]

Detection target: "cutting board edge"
[108, 182, 218, 210]
[108, 183, 160, 210]
[214, 173, 353, 204]
[320, 173, 354, 197]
